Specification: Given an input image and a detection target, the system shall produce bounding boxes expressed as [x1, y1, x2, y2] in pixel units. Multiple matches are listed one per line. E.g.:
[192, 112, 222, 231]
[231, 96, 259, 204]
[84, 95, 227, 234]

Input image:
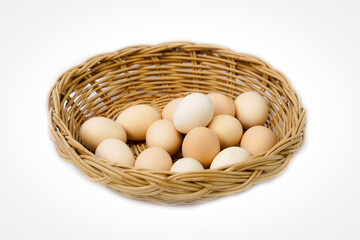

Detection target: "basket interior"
[59, 49, 292, 159]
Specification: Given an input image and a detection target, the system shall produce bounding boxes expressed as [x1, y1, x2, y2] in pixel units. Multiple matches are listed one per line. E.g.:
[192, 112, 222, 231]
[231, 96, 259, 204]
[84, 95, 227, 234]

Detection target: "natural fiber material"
[47, 42, 306, 205]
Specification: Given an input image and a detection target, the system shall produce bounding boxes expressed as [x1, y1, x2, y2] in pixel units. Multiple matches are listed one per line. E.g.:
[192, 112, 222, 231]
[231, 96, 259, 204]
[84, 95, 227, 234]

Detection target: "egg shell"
[161, 98, 183, 121]
[207, 93, 235, 116]
[173, 93, 214, 134]
[182, 127, 220, 168]
[79, 117, 127, 151]
[235, 91, 269, 129]
[146, 119, 182, 155]
[95, 138, 134, 166]
[170, 158, 204, 173]
[240, 126, 277, 155]
[208, 115, 243, 148]
[210, 147, 250, 169]
[134, 147, 173, 171]
[116, 104, 161, 141]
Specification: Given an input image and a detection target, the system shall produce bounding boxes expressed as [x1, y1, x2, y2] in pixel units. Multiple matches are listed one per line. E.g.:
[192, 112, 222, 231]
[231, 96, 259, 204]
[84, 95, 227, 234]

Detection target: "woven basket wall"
[47, 41, 306, 205]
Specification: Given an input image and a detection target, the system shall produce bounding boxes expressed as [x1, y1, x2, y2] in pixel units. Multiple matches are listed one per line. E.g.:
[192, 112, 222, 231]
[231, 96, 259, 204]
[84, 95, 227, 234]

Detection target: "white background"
[1, 0, 359, 239]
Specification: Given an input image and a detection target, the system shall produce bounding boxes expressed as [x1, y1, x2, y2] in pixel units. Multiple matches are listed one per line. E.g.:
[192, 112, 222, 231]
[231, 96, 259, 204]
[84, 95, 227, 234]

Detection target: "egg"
[116, 104, 161, 141]
[240, 126, 277, 155]
[134, 147, 173, 171]
[210, 147, 250, 169]
[234, 91, 269, 129]
[208, 115, 243, 148]
[146, 119, 182, 155]
[95, 138, 134, 166]
[170, 158, 204, 172]
[207, 93, 235, 116]
[182, 127, 220, 168]
[79, 117, 127, 151]
[161, 98, 183, 121]
[173, 93, 214, 134]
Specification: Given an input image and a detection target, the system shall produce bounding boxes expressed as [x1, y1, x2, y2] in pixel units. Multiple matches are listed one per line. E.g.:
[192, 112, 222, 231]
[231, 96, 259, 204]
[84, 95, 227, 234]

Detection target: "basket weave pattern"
[47, 42, 306, 204]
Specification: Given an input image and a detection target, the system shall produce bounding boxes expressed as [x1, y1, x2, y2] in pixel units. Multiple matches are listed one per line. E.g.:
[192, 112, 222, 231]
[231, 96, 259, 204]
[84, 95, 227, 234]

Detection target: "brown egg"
[146, 119, 182, 155]
[240, 126, 277, 155]
[182, 127, 220, 168]
[207, 93, 235, 116]
[161, 98, 183, 121]
[208, 115, 243, 148]
[134, 147, 173, 171]
[79, 117, 127, 151]
[235, 91, 269, 129]
[116, 104, 161, 141]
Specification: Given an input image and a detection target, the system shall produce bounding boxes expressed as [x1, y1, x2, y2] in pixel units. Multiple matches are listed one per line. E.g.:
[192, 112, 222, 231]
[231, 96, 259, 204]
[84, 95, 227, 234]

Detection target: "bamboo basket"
[47, 41, 306, 205]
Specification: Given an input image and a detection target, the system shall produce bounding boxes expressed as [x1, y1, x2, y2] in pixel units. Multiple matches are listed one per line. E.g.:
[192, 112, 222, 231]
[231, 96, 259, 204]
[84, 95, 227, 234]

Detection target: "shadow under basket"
[47, 41, 306, 205]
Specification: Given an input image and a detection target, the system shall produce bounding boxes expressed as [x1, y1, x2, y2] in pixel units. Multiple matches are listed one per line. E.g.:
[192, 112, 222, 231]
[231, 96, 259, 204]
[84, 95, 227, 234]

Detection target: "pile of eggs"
[79, 91, 277, 172]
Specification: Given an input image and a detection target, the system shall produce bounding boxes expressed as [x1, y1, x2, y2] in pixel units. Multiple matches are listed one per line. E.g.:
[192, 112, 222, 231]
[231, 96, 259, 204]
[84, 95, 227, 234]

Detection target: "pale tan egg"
[234, 91, 269, 129]
[146, 119, 182, 156]
[116, 104, 161, 141]
[207, 115, 243, 149]
[207, 93, 235, 116]
[173, 93, 214, 134]
[79, 116, 127, 151]
[170, 158, 204, 173]
[182, 127, 220, 168]
[210, 147, 250, 169]
[240, 126, 277, 155]
[161, 98, 183, 121]
[95, 138, 134, 166]
[134, 147, 173, 171]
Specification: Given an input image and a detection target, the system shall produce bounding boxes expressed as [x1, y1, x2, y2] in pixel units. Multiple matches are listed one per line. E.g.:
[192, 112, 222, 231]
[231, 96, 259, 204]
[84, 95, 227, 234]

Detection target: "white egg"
[170, 158, 204, 173]
[210, 147, 250, 169]
[95, 138, 134, 166]
[173, 93, 214, 133]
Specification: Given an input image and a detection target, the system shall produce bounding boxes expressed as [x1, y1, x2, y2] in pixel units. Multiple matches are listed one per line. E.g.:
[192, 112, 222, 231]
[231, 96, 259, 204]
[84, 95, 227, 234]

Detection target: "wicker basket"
[47, 41, 306, 205]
